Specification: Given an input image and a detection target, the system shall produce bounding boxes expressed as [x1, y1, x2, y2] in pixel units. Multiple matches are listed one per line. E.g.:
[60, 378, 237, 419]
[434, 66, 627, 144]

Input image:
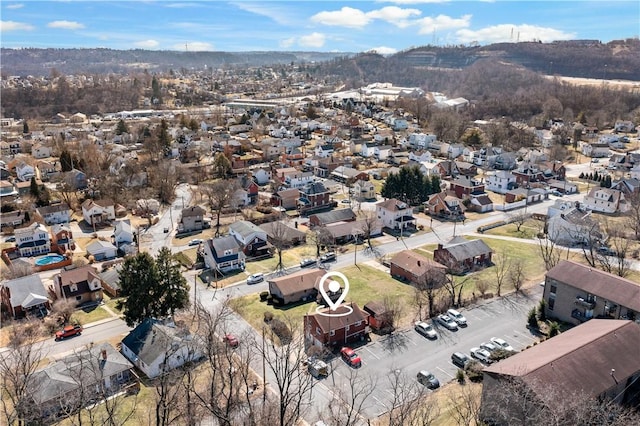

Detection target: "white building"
[486, 171, 517, 194]
[15, 222, 50, 257]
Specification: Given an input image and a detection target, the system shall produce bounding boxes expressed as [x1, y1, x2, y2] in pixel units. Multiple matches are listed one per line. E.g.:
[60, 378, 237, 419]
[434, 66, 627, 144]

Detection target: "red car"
[340, 347, 362, 367]
[55, 325, 82, 341]
[223, 333, 239, 348]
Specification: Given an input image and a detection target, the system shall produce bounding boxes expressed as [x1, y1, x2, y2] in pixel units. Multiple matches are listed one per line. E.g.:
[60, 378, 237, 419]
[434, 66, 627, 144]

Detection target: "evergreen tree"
[22, 121, 29, 134]
[151, 76, 162, 104]
[155, 247, 190, 318]
[157, 119, 171, 155]
[29, 176, 40, 199]
[115, 119, 129, 135]
[579, 172, 585, 179]
[59, 149, 73, 172]
[380, 165, 440, 205]
[212, 152, 231, 178]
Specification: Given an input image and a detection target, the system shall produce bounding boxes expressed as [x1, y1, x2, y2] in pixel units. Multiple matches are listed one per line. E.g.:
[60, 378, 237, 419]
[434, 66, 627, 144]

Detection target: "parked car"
[307, 358, 329, 379]
[247, 273, 264, 284]
[340, 199, 351, 204]
[300, 258, 317, 268]
[4, 236, 16, 242]
[320, 252, 336, 263]
[446, 309, 467, 327]
[188, 238, 203, 246]
[223, 333, 239, 348]
[480, 341, 500, 355]
[451, 352, 470, 368]
[470, 347, 493, 364]
[55, 324, 82, 341]
[591, 158, 599, 163]
[163, 227, 169, 233]
[416, 370, 440, 389]
[551, 190, 563, 197]
[490, 337, 515, 352]
[414, 321, 438, 339]
[436, 314, 458, 331]
[340, 347, 362, 367]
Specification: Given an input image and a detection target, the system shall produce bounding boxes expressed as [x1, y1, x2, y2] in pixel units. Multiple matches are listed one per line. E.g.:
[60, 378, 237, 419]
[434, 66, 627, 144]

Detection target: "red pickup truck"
[55, 325, 83, 341]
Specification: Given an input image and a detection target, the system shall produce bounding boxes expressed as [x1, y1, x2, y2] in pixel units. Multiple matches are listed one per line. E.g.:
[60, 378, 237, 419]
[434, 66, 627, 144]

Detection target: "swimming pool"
[35, 254, 65, 266]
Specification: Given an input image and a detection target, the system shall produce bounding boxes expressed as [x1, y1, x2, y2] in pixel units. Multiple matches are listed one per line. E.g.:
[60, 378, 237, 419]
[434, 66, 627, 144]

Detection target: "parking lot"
[312, 288, 542, 419]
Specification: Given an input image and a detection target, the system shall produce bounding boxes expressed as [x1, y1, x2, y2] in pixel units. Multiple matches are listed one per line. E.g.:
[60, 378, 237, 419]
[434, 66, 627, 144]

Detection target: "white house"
[36, 203, 72, 225]
[546, 205, 602, 246]
[374, 145, 393, 161]
[314, 144, 334, 158]
[251, 168, 271, 186]
[583, 187, 625, 214]
[486, 171, 517, 194]
[285, 172, 314, 189]
[580, 142, 610, 158]
[361, 142, 377, 158]
[113, 219, 134, 245]
[408, 133, 437, 149]
[614, 120, 635, 133]
[408, 151, 433, 163]
[82, 199, 116, 226]
[85, 240, 117, 261]
[31, 144, 52, 159]
[15, 162, 36, 182]
[15, 222, 50, 257]
[121, 318, 204, 379]
[203, 236, 245, 273]
[351, 180, 376, 200]
[376, 198, 416, 230]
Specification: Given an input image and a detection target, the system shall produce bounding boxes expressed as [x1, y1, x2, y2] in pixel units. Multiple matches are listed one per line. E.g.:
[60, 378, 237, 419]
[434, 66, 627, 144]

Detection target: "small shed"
[363, 301, 392, 333]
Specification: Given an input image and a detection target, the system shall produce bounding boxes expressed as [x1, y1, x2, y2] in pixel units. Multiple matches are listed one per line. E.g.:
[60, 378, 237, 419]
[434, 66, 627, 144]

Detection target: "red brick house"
[389, 250, 447, 285]
[450, 176, 485, 199]
[50, 223, 75, 253]
[298, 182, 332, 215]
[433, 236, 493, 274]
[304, 303, 369, 349]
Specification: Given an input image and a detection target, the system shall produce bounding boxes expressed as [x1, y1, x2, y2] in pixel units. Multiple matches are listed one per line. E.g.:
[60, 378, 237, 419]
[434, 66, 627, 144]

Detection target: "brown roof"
[390, 250, 446, 277]
[310, 303, 369, 332]
[57, 265, 99, 286]
[484, 320, 640, 401]
[376, 198, 410, 212]
[363, 300, 386, 317]
[181, 206, 205, 217]
[268, 268, 325, 297]
[546, 260, 640, 312]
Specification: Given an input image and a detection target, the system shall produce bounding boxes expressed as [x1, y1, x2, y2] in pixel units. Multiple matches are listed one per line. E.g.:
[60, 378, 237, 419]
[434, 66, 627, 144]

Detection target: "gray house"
[202, 236, 246, 273]
[1, 274, 50, 318]
[178, 206, 206, 233]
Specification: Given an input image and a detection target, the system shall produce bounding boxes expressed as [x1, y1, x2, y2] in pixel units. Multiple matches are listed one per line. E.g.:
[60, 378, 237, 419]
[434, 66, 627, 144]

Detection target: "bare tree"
[508, 211, 529, 233]
[382, 295, 404, 333]
[269, 220, 290, 273]
[309, 226, 333, 258]
[202, 179, 240, 237]
[509, 259, 526, 294]
[322, 368, 376, 426]
[448, 383, 482, 426]
[476, 279, 490, 297]
[603, 224, 632, 277]
[624, 191, 640, 240]
[538, 235, 562, 271]
[492, 251, 511, 297]
[50, 298, 78, 325]
[414, 268, 447, 319]
[149, 159, 181, 205]
[385, 369, 438, 426]
[358, 211, 382, 256]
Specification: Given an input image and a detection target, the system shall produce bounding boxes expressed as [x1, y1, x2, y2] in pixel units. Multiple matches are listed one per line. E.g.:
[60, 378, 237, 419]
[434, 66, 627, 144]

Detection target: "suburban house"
[82, 199, 116, 227]
[298, 181, 332, 215]
[546, 204, 603, 246]
[271, 188, 300, 210]
[98, 263, 123, 297]
[309, 208, 356, 228]
[113, 219, 134, 246]
[582, 187, 626, 214]
[480, 320, 640, 425]
[52, 265, 104, 307]
[450, 176, 485, 200]
[433, 236, 493, 273]
[0, 210, 26, 230]
[547, 179, 578, 194]
[15, 222, 50, 257]
[330, 166, 369, 184]
[35, 203, 72, 225]
[15, 162, 35, 182]
[66, 168, 88, 190]
[1, 274, 50, 318]
[85, 239, 117, 261]
[268, 268, 325, 305]
[314, 143, 334, 158]
[376, 198, 416, 231]
[121, 318, 205, 379]
[324, 219, 381, 245]
[543, 260, 640, 325]
[26, 343, 138, 421]
[486, 171, 517, 194]
[581, 142, 610, 158]
[228, 220, 272, 258]
[610, 178, 640, 197]
[351, 179, 376, 200]
[285, 172, 314, 189]
[304, 303, 369, 349]
[202, 235, 245, 273]
[468, 193, 494, 213]
[424, 192, 465, 219]
[50, 224, 75, 253]
[504, 187, 545, 204]
[389, 250, 447, 286]
[251, 168, 271, 185]
[259, 221, 306, 247]
[178, 206, 206, 233]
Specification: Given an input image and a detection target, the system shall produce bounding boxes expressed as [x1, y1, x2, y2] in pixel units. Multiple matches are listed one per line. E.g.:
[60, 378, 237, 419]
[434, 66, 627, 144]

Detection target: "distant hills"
[2, 39, 639, 81]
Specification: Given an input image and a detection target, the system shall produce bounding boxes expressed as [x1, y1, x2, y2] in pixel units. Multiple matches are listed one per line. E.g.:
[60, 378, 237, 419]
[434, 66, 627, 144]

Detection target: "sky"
[1, 1, 638, 54]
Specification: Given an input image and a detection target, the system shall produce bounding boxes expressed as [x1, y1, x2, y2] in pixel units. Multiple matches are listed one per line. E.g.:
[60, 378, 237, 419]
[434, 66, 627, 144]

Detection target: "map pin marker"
[318, 271, 350, 311]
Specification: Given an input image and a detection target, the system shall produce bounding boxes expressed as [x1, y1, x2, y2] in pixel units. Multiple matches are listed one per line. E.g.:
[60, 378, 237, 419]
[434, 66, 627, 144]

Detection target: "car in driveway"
[188, 238, 203, 246]
[491, 337, 515, 352]
[451, 352, 470, 368]
[416, 370, 440, 389]
[340, 347, 362, 367]
[55, 324, 83, 341]
[223, 333, 239, 348]
[300, 258, 317, 268]
[436, 314, 458, 331]
[247, 273, 264, 284]
[446, 309, 467, 327]
[470, 347, 493, 365]
[4, 236, 16, 243]
[414, 321, 438, 339]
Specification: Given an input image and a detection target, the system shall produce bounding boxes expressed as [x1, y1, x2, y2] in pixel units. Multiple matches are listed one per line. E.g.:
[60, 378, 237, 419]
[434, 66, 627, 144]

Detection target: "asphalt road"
[42, 318, 132, 359]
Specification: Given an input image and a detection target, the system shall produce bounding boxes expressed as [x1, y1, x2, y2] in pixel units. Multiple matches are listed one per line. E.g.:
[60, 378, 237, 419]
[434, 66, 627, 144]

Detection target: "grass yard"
[483, 218, 543, 240]
[72, 305, 113, 325]
[230, 264, 417, 333]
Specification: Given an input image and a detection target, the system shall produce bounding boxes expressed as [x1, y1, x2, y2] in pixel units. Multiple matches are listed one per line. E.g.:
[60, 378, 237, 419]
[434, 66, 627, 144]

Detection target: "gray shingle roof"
[442, 237, 492, 261]
[2, 274, 49, 309]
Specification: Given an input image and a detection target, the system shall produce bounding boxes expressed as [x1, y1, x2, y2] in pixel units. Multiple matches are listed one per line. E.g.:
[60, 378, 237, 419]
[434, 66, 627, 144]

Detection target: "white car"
[470, 347, 493, 364]
[490, 337, 516, 352]
[414, 321, 438, 339]
[246, 273, 264, 284]
[436, 314, 458, 331]
[188, 238, 203, 246]
[447, 309, 467, 327]
[480, 341, 500, 354]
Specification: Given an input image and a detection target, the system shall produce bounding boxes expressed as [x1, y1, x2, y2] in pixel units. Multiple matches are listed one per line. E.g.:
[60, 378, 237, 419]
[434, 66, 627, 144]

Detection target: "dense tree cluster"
[381, 165, 441, 205]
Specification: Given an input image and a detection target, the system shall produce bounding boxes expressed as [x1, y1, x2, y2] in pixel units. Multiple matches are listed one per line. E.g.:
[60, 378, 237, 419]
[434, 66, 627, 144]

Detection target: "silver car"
[414, 321, 438, 339]
[436, 314, 458, 331]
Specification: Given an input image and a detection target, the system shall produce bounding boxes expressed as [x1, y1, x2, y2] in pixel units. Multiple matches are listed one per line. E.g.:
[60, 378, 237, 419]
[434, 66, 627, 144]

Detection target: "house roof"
[390, 250, 446, 278]
[98, 264, 123, 291]
[376, 198, 410, 211]
[269, 268, 325, 297]
[55, 265, 100, 297]
[484, 320, 640, 404]
[86, 240, 117, 253]
[181, 206, 205, 217]
[309, 303, 369, 332]
[114, 219, 132, 235]
[300, 181, 327, 195]
[2, 274, 48, 309]
[36, 202, 70, 216]
[275, 188, 300, 198]
[229, 220, 265, 239]
[440, 237, 492, 261]
[208, 235, 241, 260]
[546, 260, 640, 312]
[363, 300, 386, 317]
[259, 221, 306, 242]
[310, 208, 356, 226]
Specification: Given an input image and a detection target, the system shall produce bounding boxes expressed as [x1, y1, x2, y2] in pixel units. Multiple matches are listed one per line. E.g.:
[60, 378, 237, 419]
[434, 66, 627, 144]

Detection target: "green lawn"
[72, 305, 113, 325]
[483, 218, 543, 240]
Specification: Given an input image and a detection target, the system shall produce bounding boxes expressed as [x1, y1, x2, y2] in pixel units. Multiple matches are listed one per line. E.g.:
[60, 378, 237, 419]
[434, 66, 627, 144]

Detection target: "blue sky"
[1, 1, 638, 53]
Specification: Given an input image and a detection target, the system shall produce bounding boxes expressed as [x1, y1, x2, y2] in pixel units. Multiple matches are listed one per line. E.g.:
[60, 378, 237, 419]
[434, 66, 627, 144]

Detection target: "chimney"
[101, 349, 107, 361]
[417, 260, 421, 267]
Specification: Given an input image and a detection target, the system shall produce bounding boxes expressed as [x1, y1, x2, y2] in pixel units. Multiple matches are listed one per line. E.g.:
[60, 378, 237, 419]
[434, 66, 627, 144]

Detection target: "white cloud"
[280, 37, 295, 49]
[456, 24, 576, 44]
[134, 39, 159, 49]
[366, 6, 421, 28]
[298, 32, 326, 48]
[173, 41, 213, 51]
[416, 14, 471, 34]
[6, 3, 24, 9]
[367, 46, 398, 55]
[311, 7, 370, 29]
[47, 20, 85, 30]
[382, 0, 448, 4]
[232, 2, 296, 26]
[0, 20, 34, 32]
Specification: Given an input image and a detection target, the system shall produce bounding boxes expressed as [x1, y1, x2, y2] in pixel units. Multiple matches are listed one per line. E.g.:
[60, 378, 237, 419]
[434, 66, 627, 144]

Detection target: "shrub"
[266, 296, 273, 305]
[527, 307, 539, 329]
[548, 321, 560, 337]
[259, 291, 269, 302]
[537, 299, 547, 321]
[270, 318, 292, 344]
[263, 311, 274, 322]
[464, 360, 484, 382]
[456, 368, 465, 384]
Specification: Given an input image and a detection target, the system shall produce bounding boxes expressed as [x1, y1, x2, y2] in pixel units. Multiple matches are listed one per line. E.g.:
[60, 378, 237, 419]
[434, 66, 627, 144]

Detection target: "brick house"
[51, 223, 75, 253]
[450, 176, 485, 199]
[268, 268, 325, 305]
[53, 265, 104, 307]
[304, 303, 369, 349]
[298, 182, 331, 215]
[389, 250, 447, 285]
[271, 188, 300, 210]
[542, 260, 640, 325]
[433, 236, 493, 273]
